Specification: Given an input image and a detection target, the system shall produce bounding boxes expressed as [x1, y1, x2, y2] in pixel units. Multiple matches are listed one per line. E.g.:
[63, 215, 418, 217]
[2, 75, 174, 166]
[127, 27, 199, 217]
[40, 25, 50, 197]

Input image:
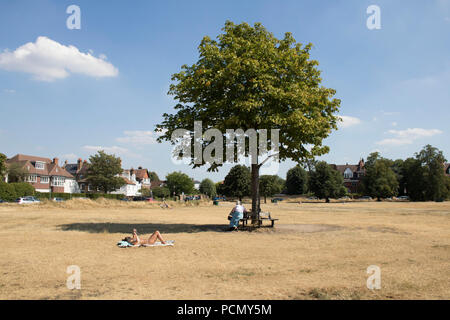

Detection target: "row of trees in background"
[2, 144, 449, 202]
[213, 145, 450, 202]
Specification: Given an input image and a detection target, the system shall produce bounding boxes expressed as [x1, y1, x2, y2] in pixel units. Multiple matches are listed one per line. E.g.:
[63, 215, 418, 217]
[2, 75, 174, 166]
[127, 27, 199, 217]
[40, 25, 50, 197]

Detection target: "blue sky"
[0, 0, 449, 182]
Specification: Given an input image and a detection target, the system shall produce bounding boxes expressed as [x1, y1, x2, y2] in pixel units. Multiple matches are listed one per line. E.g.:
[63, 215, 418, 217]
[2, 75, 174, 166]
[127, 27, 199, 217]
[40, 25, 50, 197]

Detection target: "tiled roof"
[7, 154, 74, 179]
[8, 154, 52, 163]
[134, 169, 149, 180]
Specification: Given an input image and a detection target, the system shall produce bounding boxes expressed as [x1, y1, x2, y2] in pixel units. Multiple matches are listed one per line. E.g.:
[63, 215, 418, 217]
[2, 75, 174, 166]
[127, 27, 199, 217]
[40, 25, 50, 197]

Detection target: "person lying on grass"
[228, 201, 249, 231]
[123, 228, 166, 245]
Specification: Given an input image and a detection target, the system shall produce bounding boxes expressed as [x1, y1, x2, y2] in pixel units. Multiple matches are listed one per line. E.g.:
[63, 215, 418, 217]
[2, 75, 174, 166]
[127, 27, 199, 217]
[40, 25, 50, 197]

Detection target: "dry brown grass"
[0, 200, 448, 300]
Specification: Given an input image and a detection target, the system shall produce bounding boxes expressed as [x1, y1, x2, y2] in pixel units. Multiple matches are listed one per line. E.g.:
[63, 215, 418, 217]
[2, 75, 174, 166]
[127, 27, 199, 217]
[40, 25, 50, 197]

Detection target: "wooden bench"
[239, 212, 278, 228]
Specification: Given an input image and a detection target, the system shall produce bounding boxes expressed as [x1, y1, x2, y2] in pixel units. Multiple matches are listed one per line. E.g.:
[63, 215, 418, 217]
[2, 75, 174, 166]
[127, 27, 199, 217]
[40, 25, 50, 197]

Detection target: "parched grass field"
[0, 199, 449, 300]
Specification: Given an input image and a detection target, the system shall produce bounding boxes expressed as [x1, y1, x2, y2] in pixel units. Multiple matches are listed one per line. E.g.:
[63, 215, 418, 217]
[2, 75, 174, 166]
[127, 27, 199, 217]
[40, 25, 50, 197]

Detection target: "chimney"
[64, 160, 68, 167]
[53, 157, 59, 165]
[77, 158, 82, 171]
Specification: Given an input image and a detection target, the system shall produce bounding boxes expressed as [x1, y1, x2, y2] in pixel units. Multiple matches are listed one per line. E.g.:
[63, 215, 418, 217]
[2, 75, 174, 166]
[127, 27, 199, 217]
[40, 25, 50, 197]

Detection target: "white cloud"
[391, 122, 398, 127]
[3, 89, 15, 94]
[338, 116, 361, 128]
[116, 131, 160, 146]
[0, 36, 118, 81]
[376, 128, 443, 146]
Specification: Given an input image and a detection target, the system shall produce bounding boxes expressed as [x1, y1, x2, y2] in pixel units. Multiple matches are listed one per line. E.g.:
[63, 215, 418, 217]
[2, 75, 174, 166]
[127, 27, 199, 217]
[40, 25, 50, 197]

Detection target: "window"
[35, 161, 45, 170]
[41, 176, 49, 184]
[343, 168, 353, 179]
[27, 175, 37, 182]
[51, 176, 65, 187]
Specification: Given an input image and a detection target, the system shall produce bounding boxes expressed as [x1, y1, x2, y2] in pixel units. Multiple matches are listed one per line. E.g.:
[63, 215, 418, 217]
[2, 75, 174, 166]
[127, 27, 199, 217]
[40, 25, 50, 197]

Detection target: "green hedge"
[35, 192, 124, 200]
[0, 182, 35, 202]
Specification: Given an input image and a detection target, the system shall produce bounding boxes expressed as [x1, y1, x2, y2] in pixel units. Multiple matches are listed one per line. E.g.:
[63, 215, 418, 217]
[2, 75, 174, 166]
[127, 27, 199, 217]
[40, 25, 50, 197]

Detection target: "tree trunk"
[264, 195, 267, 204]
[251, 163, 260, 224]
[325, 197, 330, 203]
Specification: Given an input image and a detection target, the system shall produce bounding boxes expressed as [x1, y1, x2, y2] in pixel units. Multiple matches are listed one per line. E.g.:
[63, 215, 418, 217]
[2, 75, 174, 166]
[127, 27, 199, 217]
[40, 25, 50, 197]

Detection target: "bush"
[0, 182, 35, 202]
[152, 186, 170, 199]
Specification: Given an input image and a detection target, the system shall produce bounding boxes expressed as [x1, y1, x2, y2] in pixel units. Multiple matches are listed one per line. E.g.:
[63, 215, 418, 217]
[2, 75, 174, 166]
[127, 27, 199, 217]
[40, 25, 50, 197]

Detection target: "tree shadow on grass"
[58, 222, 229, 234]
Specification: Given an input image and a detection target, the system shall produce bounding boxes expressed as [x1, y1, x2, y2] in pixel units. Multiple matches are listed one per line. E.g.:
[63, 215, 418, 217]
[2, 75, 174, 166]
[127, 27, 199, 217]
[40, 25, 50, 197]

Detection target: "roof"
[134, 169, 149, 180]
[151, 180, 165, 188]
[8, 154, 52, 163]
[122, 177, 136, 185]
[332, 164, 359, 174]
[63, 161, 90, 181]
[7, 154, 74, 178]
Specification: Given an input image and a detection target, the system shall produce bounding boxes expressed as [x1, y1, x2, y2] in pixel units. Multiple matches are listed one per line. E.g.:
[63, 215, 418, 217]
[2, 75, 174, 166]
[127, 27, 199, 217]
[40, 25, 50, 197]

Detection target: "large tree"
[165, 171, 194, 196]
[308, 161, 346, 202]
[199, 178, 217, 198]
[362, 152, 399, 201]
[286, 165, 308, 195]
[86, 150, 126, 193]
[0, 153, 7, 181]
[156, 21, 341, 222]
[259, 175, 284, 203]
[222, 165, 251, 201]
[415, 145, 448, 201]
[401, 157, 425, 201]
[148, 171, 160, 182]
[6, 162, 27, 183]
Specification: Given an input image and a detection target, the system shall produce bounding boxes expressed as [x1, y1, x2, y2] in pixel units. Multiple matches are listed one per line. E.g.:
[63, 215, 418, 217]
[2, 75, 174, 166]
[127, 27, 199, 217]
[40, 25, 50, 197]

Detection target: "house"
[63, 160, 151, 196]
[150, 180, 166, 188]
[6, 154, 76, 193]
[330, 159, 366, 193]
[110, 168, 143, 197]
[63, 158, 89, 193]
[134, 167, 151, 189]
[193, 180, 201, 190]
[445, 163, 450, 177]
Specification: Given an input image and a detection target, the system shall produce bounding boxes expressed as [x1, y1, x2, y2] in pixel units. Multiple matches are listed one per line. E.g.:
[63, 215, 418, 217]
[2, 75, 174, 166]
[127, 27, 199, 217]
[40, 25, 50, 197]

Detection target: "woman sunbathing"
[124, 228, 166, 245]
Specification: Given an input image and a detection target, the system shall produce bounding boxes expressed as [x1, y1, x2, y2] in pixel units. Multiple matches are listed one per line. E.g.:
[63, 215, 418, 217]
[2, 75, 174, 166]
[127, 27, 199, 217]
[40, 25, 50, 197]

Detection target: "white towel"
[139, 240, 175, 247]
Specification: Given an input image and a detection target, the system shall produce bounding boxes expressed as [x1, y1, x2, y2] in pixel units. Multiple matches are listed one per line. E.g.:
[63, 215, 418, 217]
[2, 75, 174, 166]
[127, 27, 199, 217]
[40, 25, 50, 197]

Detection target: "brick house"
[63, 159, 151, 196]
[133, 167, 151, 189]
[5, 154, 76, 193]
[330, 159, 366, 193]
[63, 158, 89, 193]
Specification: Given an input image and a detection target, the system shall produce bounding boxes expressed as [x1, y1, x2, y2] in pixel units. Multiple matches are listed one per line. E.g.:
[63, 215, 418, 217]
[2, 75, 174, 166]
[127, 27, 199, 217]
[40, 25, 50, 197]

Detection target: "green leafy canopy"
[156, 21, 341, 170]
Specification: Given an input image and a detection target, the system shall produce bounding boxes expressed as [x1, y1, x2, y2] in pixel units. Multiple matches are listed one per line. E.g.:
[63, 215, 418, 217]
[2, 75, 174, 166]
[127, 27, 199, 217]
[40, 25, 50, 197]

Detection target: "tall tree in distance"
[148, 171, 160, 182]
[86, 151, 125, 193]
[401, 157, 425, 201]
[222, 165, 251, 202]
[0, 153, 7, 181]
[286, 165, 308, 195]
[199, 178, 217, 198]
[415, 145, 448, 201]
[165, 171, 194, 196]
[259, 175, 284, 203]
[156, 21, 341, 222]
[362, 152, 399, 201]
[6, 162, 27, 183]
[308, 161, 346, 203]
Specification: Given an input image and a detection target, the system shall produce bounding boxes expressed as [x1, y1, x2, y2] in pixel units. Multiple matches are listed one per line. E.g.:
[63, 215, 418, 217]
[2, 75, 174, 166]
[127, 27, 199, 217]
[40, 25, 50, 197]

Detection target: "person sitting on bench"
[123, 228, 166, 245]
[228, 201, 248, 231]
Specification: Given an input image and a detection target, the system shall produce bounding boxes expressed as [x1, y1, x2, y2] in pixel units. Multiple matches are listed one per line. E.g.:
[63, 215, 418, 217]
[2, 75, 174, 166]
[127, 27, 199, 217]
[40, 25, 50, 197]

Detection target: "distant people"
[123, 228, 166, 245]
[160, 198, 170, 209]
[228, 201, 248, 231]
